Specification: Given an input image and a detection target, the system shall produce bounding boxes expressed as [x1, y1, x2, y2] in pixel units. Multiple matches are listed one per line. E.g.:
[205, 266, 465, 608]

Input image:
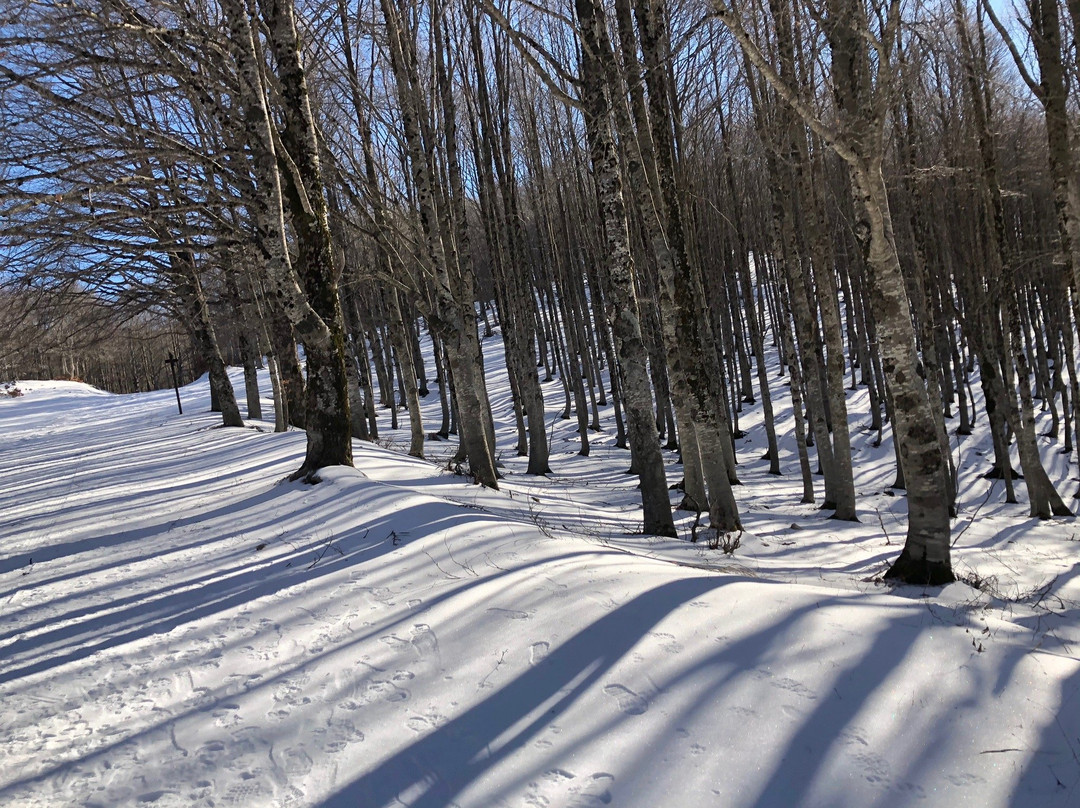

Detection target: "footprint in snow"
[338, 677, 409, 710]
[543, 580, 570, 598]
[753, 669, 816, 700]
[196, 739, 226, 765]
[773, 676, 817, 700]
[318, 721, 364, 754]
[529, 642, 550, 666]
[571, 773, 615, 807]
[850, 749, 892, 786]
[273, 746, 313, 778]
[228, 614, 251, 631]
[136, 790, 179, 804]
[220, 772, 272, 806]
[603, 684, 648, 715]
[188, 780, 213, 803]
[649, 631, 683, 654]
[525, 769, 615, 808]
[945, 772, 987, 786]
[212, 703, 242, 729]
[369, 679, 410, 702]
[379, 634, 411, 652]
[228, 726, 263, 756]
[410, 624, 439, 657]
[486, 607, 530, 620]
[406, 712, 445, 734]
[354, 584, 394, 604]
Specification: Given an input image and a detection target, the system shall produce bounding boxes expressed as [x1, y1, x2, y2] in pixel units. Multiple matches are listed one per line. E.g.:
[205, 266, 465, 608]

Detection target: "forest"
[2, 0, 1079, 591]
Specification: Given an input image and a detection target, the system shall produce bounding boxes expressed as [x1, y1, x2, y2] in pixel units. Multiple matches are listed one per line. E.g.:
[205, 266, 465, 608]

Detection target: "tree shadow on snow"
[0, 475, 527, 686]
[0, 550, 600, 801]
[316, 577, 726, 808]
[1008, 658, 1080, 807]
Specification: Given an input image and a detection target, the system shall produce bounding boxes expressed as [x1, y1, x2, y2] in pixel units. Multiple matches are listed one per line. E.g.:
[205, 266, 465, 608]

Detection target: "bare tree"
[714, 0, 955, 582]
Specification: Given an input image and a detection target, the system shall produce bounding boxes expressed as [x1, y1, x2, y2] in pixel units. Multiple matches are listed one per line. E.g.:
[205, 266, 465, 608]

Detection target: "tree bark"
[575, 0, 675, 536]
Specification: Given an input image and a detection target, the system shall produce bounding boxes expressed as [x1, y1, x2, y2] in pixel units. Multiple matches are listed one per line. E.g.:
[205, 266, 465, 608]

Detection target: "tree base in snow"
[288, 466, 323, 484]
[883, 548, 955, 586]
[981, 463, 1023, 480]
[645, 523, 678, 539]
[676, 495, 704, 513]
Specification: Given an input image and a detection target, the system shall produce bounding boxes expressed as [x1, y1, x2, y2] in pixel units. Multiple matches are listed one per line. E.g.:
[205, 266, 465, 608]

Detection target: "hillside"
[2, 342, 1079, 807]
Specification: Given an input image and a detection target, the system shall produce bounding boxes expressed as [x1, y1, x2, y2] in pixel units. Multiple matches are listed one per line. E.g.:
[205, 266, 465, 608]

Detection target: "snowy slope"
[2, 344, 1080, 807]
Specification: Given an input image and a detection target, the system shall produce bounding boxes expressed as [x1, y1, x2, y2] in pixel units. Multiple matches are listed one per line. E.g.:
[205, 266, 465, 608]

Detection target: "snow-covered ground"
[2, 332, 1080, 807]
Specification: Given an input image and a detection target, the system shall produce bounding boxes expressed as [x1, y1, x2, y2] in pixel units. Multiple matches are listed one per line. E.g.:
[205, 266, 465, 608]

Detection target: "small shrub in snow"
[712, 529, 743, 555]
[689, 511, 743, 554]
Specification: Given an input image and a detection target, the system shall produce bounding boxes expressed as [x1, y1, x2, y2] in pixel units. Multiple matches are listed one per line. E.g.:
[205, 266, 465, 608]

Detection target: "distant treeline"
[1, 286, 203, 393]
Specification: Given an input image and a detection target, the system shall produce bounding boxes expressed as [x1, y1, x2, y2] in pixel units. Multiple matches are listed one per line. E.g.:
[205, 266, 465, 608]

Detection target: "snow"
[2, 336, 1080, 807]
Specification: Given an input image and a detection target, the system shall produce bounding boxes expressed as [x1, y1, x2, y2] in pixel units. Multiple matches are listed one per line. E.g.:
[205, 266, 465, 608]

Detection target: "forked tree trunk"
[576, 0, 675, 536]
[221, 0, 351, 479]
[632, 0, 741, 532]
[379, 0, 498, 487]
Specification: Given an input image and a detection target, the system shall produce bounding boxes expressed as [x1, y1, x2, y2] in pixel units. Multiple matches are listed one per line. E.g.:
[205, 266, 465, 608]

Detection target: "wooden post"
[166, 354, 183, 414]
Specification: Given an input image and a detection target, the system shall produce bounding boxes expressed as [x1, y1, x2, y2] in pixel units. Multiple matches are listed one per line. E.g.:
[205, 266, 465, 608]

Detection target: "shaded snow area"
[3, 343, 1080, 808]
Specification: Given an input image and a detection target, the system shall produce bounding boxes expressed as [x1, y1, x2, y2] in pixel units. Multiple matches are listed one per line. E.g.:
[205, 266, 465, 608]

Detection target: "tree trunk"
[172, 260, 243, 429]
[575, 0, 675, 536]
[854, 165, 954, 583]
[221, 0, 351, 479]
